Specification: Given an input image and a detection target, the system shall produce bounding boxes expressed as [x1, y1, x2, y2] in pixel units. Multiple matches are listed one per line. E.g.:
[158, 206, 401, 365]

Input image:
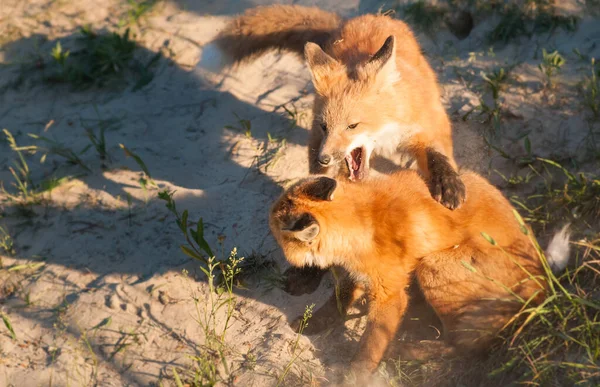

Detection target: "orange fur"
[270, 171, 556, 374]
[215, 5, 463, 208]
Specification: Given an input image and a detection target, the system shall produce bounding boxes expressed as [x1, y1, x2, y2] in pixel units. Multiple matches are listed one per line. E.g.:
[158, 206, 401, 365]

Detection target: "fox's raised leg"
[409, 139, 465, 210]
[351, 286, 409, 373]
[290, 269, 365, 334]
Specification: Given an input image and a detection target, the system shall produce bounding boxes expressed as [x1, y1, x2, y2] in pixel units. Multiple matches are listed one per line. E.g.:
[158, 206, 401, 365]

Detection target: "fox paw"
[426, 149, 466, 210]
[283, 266, 327, 296]
[429, 169, 466, 210]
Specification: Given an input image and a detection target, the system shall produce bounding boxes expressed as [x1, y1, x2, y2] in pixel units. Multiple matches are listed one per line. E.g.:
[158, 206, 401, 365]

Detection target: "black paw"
[426, 149, 466, 210]
[283, 266, 327, 296]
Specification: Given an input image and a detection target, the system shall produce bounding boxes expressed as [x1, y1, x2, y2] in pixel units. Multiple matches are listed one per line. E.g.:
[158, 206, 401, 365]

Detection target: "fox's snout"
[317, 153, 332, 166]
[317, 133, 347, 166]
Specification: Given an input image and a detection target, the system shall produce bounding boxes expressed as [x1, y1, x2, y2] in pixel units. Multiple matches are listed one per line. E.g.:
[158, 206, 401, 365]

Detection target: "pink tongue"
[352, 157, 359, 170]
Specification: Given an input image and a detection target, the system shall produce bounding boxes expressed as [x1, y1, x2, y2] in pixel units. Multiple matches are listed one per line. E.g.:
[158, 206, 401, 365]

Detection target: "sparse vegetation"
[465, 67, 511, 135]
[1, 313, 17, 340]
[82, 107, 113, 166]
[581, 58, 600, 119]
[402, 1, 446, 35]
[277, 304, 314, 386]
[1, 0, 598, 386]
[0, 226, 15, 256]
[512, 158, 600, 227]
[488, 2, 578, 44]
[539, 49, 565, 89]
[45, 26, 159, 90]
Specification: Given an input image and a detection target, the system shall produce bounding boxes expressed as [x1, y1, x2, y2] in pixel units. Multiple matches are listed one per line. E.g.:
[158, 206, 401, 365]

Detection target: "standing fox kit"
[210, 5, 466, 209]
[269, 172, 570, 373]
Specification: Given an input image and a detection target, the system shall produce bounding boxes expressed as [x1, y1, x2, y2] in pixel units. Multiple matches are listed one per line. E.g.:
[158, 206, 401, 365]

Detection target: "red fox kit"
[269, 172, 570, 374]
[208, 5, 466, 209]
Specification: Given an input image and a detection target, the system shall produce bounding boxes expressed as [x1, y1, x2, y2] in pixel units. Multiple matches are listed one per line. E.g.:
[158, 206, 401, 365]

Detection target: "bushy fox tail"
[201, 5, 340, 70]
[545, 224, 571, 273]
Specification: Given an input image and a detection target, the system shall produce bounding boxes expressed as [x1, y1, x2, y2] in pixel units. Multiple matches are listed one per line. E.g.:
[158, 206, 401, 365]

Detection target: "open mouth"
[345, 147, 368, 181]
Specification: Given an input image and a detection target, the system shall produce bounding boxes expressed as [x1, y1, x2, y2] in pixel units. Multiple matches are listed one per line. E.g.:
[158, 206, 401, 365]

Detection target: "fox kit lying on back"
[269, 172, 570, 374]
[209, 5, 465, 209]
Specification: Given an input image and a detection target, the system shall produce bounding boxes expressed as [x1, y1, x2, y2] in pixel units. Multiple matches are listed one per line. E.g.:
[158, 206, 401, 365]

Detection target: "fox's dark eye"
[347, 123, 359, 130]
[320, 123, 327, 132]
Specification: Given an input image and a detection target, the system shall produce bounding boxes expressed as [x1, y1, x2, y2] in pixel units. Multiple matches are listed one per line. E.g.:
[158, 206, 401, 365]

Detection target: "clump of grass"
[1, 313, 17, 340]
[512, 158, 600, 227]
[224, 113, 252, 138]
[119, 144, 157, 198]
[2, 129, 37, 202]
[488, 3, 578, 44]
[30, 133, 91, 172]
[0, 226, 15, 256]
[580, 58, 600, 119]
[488, 5, 529, 44]
[464, 67, 511, 135]
[82, 107, 115, 166]
[402, 1, 446, 35]
[277, 304, 314, 386]
[123, 0, 160, 26]
[485, 214, 600, 386]
[161, 188, 245, 385]
[538, 49, 565, 89]
[2, 129, 76, 206]
[46, 26, 159, 90]
[226, 114, 288, 174]
[482, 67, 509, 101]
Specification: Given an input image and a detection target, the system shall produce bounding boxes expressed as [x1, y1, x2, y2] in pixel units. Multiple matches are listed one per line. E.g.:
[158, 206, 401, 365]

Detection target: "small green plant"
[464, 68, 510, 135]
[224, 114, 252, 138]
[487, 4, 578, 44]
[2, 129, 37, 201]
[402, 1, 446, 35]
[483, 214, 600, 386]
[513, 158, 600, 227]
[119, 144, 157, 190]
[482, 67, 509, 101]
[46, 27, 159, 90]
[179, 249, 244, 385]
[50, 41, 69, 67]
[31, 134, 91, 172]
[280, 103, 307, 130]
[488, 6, 529, 44]
[581, 58, 600, 119]
[538, 49, 565, 88]
[125, 0, 160, 26]
[1, 313, 17, 340]
[0, 226, 15, 256]
[82, 106, 113, 165]
[277, 304, 314, 386]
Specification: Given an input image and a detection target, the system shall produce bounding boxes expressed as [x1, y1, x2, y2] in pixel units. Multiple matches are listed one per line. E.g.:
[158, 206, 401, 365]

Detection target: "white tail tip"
[545, 224, 571, 273]
[198, 43, 228, 73]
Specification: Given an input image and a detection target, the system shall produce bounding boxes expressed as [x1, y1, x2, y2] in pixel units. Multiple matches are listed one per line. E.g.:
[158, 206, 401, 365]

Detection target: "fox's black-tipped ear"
[282, 213, 320, 242]
[368, 35, 395, 67]
[302, 177, 337, 201]
[366, 35, 399, 85]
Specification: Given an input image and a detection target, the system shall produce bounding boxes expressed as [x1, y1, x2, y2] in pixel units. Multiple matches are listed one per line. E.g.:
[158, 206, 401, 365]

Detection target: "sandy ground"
[1, 0, 599, 386]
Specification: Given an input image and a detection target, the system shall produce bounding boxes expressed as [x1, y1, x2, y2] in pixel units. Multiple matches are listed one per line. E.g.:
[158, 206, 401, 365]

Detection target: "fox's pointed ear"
[282, 213, 320, 242]
[304, 43, 341, 94]
[302, 177, 337, 201]
[366, 35, 400, 85]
